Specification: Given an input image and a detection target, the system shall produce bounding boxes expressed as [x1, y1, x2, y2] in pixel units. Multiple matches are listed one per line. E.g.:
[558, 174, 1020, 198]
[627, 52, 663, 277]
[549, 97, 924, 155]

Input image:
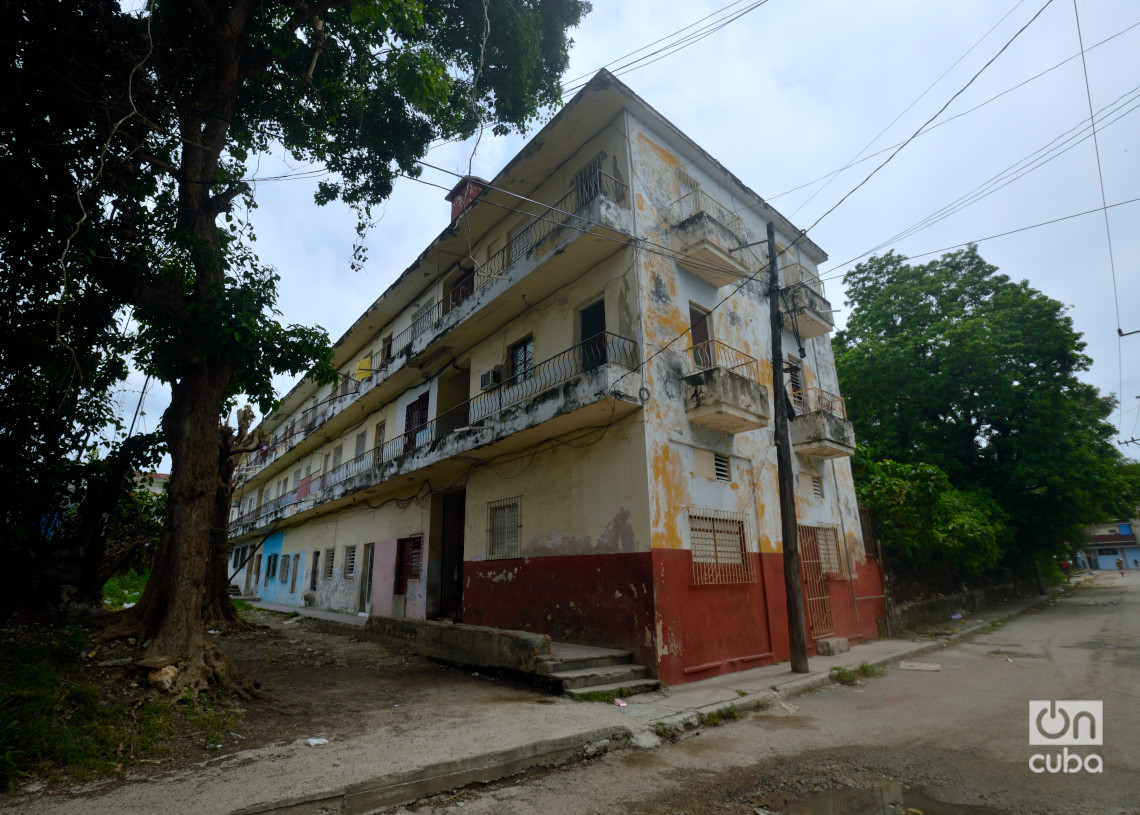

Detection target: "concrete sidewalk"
[26, 590, 1058, 815]
[221, 589, 1057, 815]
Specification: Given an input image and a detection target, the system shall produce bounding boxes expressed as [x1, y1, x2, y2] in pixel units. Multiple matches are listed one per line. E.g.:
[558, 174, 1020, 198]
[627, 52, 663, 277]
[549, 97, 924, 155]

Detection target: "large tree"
[835, 246, 1136, 570]
[7, 0, 588, 693]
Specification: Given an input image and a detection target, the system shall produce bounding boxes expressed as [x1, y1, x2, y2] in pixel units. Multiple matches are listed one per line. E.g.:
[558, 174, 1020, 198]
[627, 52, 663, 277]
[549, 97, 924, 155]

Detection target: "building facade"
[1083, 520, 1140, 571]
[228, 70, 886, 685]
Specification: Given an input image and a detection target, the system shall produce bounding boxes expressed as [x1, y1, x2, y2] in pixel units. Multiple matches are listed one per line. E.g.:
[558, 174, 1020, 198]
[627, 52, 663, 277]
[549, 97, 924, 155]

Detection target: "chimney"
[445, 175, 487, 222]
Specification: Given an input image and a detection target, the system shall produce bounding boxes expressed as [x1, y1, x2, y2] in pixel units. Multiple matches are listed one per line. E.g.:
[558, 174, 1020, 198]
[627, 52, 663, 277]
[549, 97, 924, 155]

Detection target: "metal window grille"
[487, 497, 521, 560]
[279, 552, 290, 583]
[787, 356, 804, 411]
[811, 475, 824, 499]
[688, 508, 754, 585]
[344, 545, 357, 579]
[800, 525, 842, 576]
[323, 548, 335, 580]
[714, 454, 730, 482]
[396, 536, 423, 594]
[332, 444, 343, 469]
[354, 432, 366, 458]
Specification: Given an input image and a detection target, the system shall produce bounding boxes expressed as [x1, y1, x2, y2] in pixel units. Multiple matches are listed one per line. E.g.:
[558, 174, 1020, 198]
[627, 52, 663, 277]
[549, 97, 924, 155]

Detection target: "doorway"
[579, 298, 606, 370]
[689, 304, 713, 367]
[438, 490, 466, 621]
[403, 392, 430, 454]
[360, 543, 375, 614]
[798, 526, 835, 639]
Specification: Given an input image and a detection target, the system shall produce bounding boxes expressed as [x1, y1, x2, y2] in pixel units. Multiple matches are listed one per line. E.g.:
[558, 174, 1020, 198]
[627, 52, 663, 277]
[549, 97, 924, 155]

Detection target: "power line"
[1072, 0, 1125, 433]
[789, 0, 1029, 218]
[803, 0, 1058, 236]
[764, 16, 1140, 206]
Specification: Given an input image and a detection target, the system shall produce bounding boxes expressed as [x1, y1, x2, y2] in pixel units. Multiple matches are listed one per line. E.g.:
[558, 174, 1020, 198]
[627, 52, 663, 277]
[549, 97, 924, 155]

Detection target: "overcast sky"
[122, 0, 1140, 467]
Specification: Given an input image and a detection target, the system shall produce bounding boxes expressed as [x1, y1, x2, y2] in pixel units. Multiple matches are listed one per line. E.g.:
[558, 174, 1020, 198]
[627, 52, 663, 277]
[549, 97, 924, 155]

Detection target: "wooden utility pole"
[767, 220, 810, 673]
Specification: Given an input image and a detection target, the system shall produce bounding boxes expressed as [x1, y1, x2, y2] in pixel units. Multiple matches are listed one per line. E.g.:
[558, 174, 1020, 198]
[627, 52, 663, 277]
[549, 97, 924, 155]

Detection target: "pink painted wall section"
[462, 552, 657, 670]
[370, 539, 399, 617]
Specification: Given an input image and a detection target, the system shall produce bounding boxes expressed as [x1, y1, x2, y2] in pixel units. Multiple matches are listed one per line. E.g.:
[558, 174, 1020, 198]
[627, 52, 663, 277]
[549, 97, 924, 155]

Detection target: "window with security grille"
[688, 508, 754, 585]
[488, 497, 521, 560]
[323, 547, 335, 579]
[812, 475, 824, 498]
[800, 525, 842, 576]
[354, 432, 366, 459]
[344, 545, 357, 579]
[332, 444, 343, 469]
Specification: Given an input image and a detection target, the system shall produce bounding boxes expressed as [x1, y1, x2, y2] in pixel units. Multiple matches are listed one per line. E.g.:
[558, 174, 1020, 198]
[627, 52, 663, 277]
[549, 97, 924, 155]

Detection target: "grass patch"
[830, 662, 887, 686]
[572, 687, 632, 704]
[231, 598, 253, 612]
[102, 570, 148, 607]
[754, 697, 772, 711]
[653, 721, 671, 739]
[697, 705, 743, 727]
[0, 628, 176, 790]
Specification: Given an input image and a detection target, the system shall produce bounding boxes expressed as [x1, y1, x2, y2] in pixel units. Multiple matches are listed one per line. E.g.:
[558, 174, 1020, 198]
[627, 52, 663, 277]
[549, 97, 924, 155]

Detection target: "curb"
[231, 726, 629, 815]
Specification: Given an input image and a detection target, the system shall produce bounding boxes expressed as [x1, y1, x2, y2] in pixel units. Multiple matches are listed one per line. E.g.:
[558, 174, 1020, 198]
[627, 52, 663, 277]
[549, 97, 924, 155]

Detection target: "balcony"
[235, 169, 631, 489]
[779, 263, 834, 339]
[670, 189, 753, 287]
[788, 387, 855, 459]
[230, 333, 642, 539]
[681, 340, 770, 434]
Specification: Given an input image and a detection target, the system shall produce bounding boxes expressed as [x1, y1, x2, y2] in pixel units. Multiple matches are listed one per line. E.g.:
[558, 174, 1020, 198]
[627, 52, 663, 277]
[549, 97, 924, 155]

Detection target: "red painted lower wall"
[463, 553, 658, 670]
[463, 549, 887, 687]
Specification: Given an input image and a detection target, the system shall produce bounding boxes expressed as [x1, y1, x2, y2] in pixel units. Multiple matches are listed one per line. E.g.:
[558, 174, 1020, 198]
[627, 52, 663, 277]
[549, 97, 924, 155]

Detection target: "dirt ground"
[3, 606, 550, 803]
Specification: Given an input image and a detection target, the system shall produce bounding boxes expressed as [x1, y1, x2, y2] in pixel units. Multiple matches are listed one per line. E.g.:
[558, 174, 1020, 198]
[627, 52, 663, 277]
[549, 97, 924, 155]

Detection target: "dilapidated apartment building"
[228, 70, 885, 686]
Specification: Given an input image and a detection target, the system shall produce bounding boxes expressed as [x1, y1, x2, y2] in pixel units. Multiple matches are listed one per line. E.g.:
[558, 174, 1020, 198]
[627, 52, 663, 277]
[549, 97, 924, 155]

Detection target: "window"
[677, 169, 700, 218]
[344, 545, 357, 579]
[714, 454, 730, 482]
[354, 431, 366, 459]
[292, 468, 301, 490]
[507, 223, 530, 264]
[572, 154, 604, 208]
[280, 553, 290, 584]
[265, 553, 278, 585]
[310, 551, 320, 591]
[231, 546, 242, 570]
[290, 553, 301, 593]
[381, 334, 393, 362]
[1098, 548, 1119, 556]
[396, 536, 423, 594]
[800, 525, 842, 576]
[278, 477, 289, 498]
[688, 508, 753, 585]
[374, 422, 386, 450]
[488, 497, 521, 559]
[338, 376, 351, 399]
[323, 548, 335, 580]
[811, 476, 824, 498]
[509, 337, 533, 383]
[332, 443, 343, 470]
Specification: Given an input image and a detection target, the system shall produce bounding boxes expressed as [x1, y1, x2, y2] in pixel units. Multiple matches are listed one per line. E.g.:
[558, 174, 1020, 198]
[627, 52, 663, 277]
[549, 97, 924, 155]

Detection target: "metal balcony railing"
[304, 332, 638, 500]
[791, 387, 846, 419]
[384, 169, 628, 362]
[672, 188, 747, 240]
[682, 339, 763, 384]
[232, 169, 629, 493]
[780, 262, 826, 298]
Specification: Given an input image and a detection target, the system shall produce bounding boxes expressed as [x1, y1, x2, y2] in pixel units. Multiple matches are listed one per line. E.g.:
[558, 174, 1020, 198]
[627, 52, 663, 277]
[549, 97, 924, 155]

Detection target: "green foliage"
[102, 570, 149, 608]
[697, 705, 743, 726]
[836, 247, 1136, 579]
[0, 630, 177, 788]
[829, 666, 859, 686]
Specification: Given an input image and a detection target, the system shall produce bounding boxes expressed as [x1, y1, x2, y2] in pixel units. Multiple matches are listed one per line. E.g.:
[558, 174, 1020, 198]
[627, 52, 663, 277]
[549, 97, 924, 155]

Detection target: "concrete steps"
[540, 641, 660, 697]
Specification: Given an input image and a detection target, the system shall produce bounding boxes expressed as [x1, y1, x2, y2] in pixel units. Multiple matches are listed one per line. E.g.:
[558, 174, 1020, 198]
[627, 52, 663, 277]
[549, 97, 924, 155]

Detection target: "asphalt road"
[392, 571, 1139, 815]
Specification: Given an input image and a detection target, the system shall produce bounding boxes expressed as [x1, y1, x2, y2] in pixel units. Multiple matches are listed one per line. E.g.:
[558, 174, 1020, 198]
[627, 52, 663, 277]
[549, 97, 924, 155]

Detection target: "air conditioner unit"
[479, 369, 501, 390]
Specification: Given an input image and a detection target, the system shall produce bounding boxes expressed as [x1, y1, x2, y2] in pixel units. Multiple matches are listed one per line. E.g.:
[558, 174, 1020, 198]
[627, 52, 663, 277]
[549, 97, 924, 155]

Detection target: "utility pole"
[767, 220, 809, 673]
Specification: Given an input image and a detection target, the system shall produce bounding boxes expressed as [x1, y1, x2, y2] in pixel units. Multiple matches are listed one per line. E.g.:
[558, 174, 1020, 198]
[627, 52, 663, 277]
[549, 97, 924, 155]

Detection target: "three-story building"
[228, 70, 885, 685]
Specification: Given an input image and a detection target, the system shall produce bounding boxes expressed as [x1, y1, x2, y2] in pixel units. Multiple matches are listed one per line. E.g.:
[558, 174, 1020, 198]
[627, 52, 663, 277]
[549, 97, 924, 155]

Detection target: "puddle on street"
[773, 780, 1006, 815]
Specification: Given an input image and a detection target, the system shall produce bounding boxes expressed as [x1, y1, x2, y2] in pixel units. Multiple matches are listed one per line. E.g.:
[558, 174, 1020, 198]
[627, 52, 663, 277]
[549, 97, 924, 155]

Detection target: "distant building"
[227, 70, 885, 685]
[1084, 520, 1140, 571]
[133, 472, 169, 496]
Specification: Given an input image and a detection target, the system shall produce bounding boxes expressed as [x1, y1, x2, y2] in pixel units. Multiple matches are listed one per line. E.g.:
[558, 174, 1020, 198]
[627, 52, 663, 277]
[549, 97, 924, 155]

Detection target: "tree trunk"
[101, 365, 255, 695]
[202, 423, 254, 630]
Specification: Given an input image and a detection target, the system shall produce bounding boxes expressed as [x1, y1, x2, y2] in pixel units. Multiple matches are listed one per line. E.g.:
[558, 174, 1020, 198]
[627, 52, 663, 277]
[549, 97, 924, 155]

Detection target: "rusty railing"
[791, 386, 846, 419]
[780, 261, 825, 298]
[310, 332, 638, 500]
[672, 188, 746, 239]
[682, 339, 763, 384]
[384, 169, 627, 362]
